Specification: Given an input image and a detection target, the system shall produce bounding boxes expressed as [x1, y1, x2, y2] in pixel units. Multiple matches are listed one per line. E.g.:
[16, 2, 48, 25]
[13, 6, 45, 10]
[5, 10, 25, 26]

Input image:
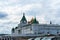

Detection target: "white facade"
[31, 24, 60, 35]
[12, 14, 60, 36]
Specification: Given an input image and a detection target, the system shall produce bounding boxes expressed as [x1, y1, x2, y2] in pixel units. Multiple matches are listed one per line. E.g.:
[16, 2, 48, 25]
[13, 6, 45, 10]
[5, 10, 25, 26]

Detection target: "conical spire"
[50, 21, 52, 24]
[20, 13, 27, 24]
[31, 17, 39, 24]
[23, 13, 25, 16]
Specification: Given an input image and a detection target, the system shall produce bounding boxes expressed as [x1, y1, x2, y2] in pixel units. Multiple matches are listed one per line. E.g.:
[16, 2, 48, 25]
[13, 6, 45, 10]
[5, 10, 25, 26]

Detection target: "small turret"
[50, 21, 52, 24]
[12, 28, 15, 33]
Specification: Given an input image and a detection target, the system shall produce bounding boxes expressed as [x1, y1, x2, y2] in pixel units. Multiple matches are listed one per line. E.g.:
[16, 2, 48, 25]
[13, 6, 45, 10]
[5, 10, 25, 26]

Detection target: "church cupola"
[20, 13, 27, 24]
[28, 17, 39, 24]
[12, 28, 15, 33]
[31, 18, 39, 24]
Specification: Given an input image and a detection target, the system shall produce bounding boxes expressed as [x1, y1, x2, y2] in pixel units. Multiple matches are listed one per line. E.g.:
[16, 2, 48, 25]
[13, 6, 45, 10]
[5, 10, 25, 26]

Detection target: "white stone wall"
[12, 24, 60, 35]
[32, 24, 60, 35]
[21, 26, 34, 34]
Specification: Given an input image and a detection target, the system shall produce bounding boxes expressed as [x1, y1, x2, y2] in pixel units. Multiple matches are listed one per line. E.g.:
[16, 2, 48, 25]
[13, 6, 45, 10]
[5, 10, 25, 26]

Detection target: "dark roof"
[12, 28, 15, 31]
[15, 27, 18, 29]
[44, 34, 56, 37]
[0, 34, 8, 36]
[20, 13, 27, 23]
[31, 18, 39, 24]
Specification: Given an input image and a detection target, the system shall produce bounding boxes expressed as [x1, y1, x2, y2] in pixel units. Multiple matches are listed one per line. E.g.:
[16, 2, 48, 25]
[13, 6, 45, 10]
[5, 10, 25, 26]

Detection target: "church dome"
[12, 28, 15, 33]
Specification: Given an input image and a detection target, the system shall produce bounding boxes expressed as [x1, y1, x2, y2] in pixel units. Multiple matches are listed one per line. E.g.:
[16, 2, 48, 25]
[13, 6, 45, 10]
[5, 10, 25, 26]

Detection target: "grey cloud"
[0, 0, 60, 34]
[0, 12, 8, 19]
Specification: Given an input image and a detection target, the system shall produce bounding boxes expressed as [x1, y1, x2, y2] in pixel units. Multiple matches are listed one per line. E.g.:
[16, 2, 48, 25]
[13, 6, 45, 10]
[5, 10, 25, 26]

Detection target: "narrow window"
[18, 30, 21, 34]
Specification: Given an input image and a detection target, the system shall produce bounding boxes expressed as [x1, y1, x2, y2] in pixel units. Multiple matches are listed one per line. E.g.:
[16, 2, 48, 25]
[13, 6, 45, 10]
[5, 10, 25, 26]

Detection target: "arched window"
[18, 30, 21, 34]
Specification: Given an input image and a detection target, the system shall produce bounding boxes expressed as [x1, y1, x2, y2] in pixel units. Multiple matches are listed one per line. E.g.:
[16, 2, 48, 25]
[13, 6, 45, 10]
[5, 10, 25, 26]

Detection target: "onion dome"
[12, 28, 15, 33]
[15, 27, 18, 29]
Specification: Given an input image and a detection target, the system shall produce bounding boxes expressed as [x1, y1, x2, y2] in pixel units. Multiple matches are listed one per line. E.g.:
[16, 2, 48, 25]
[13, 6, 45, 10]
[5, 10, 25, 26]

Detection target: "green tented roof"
[32, 18, 39, 24]
[20, 13, 27, 23]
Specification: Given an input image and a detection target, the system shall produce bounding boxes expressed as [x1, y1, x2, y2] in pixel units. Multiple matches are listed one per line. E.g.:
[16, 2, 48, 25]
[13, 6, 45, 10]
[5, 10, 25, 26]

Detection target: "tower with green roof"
[20, 13, 27, 24]
[31, 18, 39, 24]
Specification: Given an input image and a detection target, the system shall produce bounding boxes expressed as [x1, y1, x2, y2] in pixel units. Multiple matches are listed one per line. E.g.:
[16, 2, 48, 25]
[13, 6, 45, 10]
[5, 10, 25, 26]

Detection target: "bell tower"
[18, 13, 27, 27]
[20, 13, 27, 24]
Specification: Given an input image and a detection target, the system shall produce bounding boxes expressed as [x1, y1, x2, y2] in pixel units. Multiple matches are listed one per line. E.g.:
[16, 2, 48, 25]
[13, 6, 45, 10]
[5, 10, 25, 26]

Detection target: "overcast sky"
[0, 0, 60, 34]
